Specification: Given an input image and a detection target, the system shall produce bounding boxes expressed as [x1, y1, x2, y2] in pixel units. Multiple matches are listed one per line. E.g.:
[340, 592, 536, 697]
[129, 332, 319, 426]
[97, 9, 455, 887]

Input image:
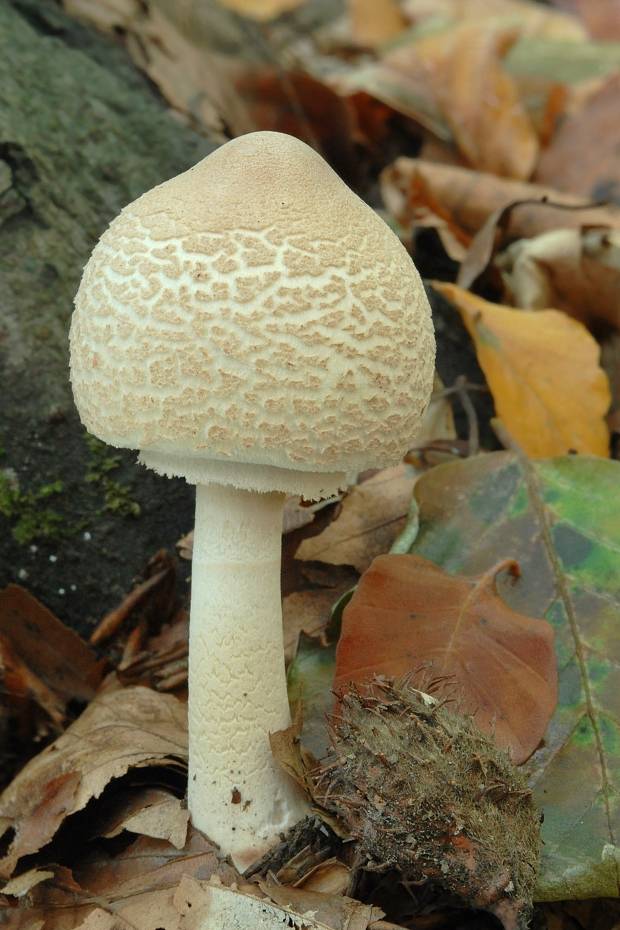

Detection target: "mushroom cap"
[70, 132, 435, 496]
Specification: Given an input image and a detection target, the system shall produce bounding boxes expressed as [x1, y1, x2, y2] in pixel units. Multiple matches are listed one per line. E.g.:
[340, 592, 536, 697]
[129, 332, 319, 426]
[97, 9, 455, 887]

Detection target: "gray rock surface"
[0, 0, 215, 635]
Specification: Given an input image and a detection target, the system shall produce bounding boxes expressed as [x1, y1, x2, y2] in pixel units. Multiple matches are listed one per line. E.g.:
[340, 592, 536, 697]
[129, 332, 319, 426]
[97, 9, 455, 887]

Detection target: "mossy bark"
[0, 0, 216, 635]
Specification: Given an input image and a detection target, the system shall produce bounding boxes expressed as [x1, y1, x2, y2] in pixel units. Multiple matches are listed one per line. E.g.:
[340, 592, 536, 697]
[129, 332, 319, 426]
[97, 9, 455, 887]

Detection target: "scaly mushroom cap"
[70, 132, 435, 496]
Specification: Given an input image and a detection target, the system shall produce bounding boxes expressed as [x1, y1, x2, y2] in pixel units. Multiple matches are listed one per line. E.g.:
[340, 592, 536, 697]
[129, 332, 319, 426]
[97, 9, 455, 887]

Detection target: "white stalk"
[187, 482, 308, 870]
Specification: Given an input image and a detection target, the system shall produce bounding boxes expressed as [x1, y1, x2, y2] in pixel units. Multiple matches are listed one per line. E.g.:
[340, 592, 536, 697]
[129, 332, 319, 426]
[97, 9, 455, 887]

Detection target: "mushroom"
[69, 131, 435, 869]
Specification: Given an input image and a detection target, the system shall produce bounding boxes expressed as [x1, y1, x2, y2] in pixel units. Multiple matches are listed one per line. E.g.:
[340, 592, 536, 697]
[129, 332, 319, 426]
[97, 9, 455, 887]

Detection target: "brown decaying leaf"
[95, 787, 188, 849]
[497, 228, 620, 330]
[283, 582, 353, 664]
[381, 158, 620, 256]
[296, 464, 417, 574]
[0, 584, 101, 714]
[403, 0, 587, 40]
[434, 283, 611, 458]
[417, 22, 539, 179]
[1, 830, 239, 930]
[535, 73, 620, 203]
[90, 550, 176, 646]
[0, 687, 187, 879]
[334, 554, 558, 763]
[347, 0, 407, 48]
[174, 874, 386, 930]
[64, 0, 249, 137]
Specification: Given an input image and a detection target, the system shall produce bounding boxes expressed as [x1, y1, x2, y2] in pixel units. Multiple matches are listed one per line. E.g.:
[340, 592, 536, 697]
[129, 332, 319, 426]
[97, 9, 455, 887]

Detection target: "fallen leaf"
[76, 828, 236, 899]
[0, 584, 102, 708]
[97, 787, 188, 849]
[295, 859, 351, 895]
[1, 829, 238, 930]
[90, 550, 176, 646]
[535, 74, 620, 203]
[215, 0, 305, 19]
[381, 158, 620, 251]
[497, 228, 620, 329]
[409, 452, 620, 899]
[283, 580, 354, 663]
[455, 193, 618, 292]
[1, 867, 55, 898]
[296, 465, 417, 573]
[288, 634, 337, 759]
[334, 554, 557, 763]
[64, 0, 250, 137]
[433, 283, 611, 458]
[0, 687, 187, 879]
[550, 0, 620, 40]
[402, 0, 587, 40]
[338, 19, 540, 179]
[173, 874, 385, 929]
[0, 771, 81, 883]
[425, 23, 539, 179]
[347, 0, 407, 48]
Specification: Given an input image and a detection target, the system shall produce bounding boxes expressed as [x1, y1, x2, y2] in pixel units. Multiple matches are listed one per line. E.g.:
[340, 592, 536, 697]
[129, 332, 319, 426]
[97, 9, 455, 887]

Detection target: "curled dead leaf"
[0, 687, 187, 880]
[334, 554, 558, 763]
[497, 227, 620, 329]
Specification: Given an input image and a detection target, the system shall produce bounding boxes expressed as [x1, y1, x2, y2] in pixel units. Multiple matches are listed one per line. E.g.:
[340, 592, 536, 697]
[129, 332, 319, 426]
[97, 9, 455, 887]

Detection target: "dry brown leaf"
[335, 555, 558, 763]
[535, 73, 620, 203]
[0, 687, 187, 879]
[403, 0, 587, 39]
[296, 465, 416, 573]
[347, 0, 407, 48]
[498, 228, 620, 329]
[434, 283, 611, 457]
[173, 874, 386, 930]
[283, 582, 353, 663]
[1, 868, 55, 898]
[2, 830, 239, 930]
[549, 0, 620, 40]
[0, 584, 101, 719]
[76, 828, 235, 898]
[90, 550, 176, 646]
[215, 0, 305, 20]
[97, 788, 188, 849]
[295, 860, 351, 895]
[416, 23, 538, 178]
[381, 158, 620, 251]
[64, 0, 250, 137]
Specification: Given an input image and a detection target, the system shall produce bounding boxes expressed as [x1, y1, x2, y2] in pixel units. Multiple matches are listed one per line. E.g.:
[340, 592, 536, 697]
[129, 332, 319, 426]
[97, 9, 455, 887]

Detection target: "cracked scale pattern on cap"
[70, 131, 435, 489]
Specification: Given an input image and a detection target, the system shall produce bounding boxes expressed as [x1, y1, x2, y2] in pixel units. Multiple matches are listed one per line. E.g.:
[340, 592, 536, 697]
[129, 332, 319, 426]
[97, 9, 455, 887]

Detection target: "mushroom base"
[187, 482, 309, 870]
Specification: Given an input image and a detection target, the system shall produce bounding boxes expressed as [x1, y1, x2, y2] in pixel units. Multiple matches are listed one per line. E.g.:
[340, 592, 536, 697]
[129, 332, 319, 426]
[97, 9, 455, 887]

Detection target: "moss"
[84, 434, 140, 518]
[0, 470, 66, 544]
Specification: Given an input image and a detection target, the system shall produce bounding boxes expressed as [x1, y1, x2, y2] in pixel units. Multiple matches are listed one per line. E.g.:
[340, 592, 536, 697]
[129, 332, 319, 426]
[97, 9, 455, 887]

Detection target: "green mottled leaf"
[409, 452, 620, 901]
[287, 633, 335, 760]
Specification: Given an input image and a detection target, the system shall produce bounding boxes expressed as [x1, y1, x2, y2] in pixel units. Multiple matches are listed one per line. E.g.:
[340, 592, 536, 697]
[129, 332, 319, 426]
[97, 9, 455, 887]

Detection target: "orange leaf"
[348, 0, 407, 48]
[434, 283, 611, 457]
[334, 554, 557, 763]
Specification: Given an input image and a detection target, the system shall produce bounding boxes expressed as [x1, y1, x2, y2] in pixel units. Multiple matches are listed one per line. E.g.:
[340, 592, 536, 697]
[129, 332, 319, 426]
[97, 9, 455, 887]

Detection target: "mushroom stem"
[187, 482, 308, 869]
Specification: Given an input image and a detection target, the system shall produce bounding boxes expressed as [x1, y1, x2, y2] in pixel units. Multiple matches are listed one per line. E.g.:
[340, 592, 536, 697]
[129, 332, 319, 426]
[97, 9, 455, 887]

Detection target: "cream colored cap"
[70, 132, 435, 496]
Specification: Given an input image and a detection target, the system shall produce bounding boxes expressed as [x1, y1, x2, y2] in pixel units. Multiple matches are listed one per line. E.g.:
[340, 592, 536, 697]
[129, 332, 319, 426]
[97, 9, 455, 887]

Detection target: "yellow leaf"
[215, 0, 305, 20]
[348, 0, 407, 48]
[434, 283, 610, 457]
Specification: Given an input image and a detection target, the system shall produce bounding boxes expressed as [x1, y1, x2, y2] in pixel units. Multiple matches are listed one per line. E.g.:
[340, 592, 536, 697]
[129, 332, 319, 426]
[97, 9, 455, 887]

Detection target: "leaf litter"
[6, 0, 620, 926]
